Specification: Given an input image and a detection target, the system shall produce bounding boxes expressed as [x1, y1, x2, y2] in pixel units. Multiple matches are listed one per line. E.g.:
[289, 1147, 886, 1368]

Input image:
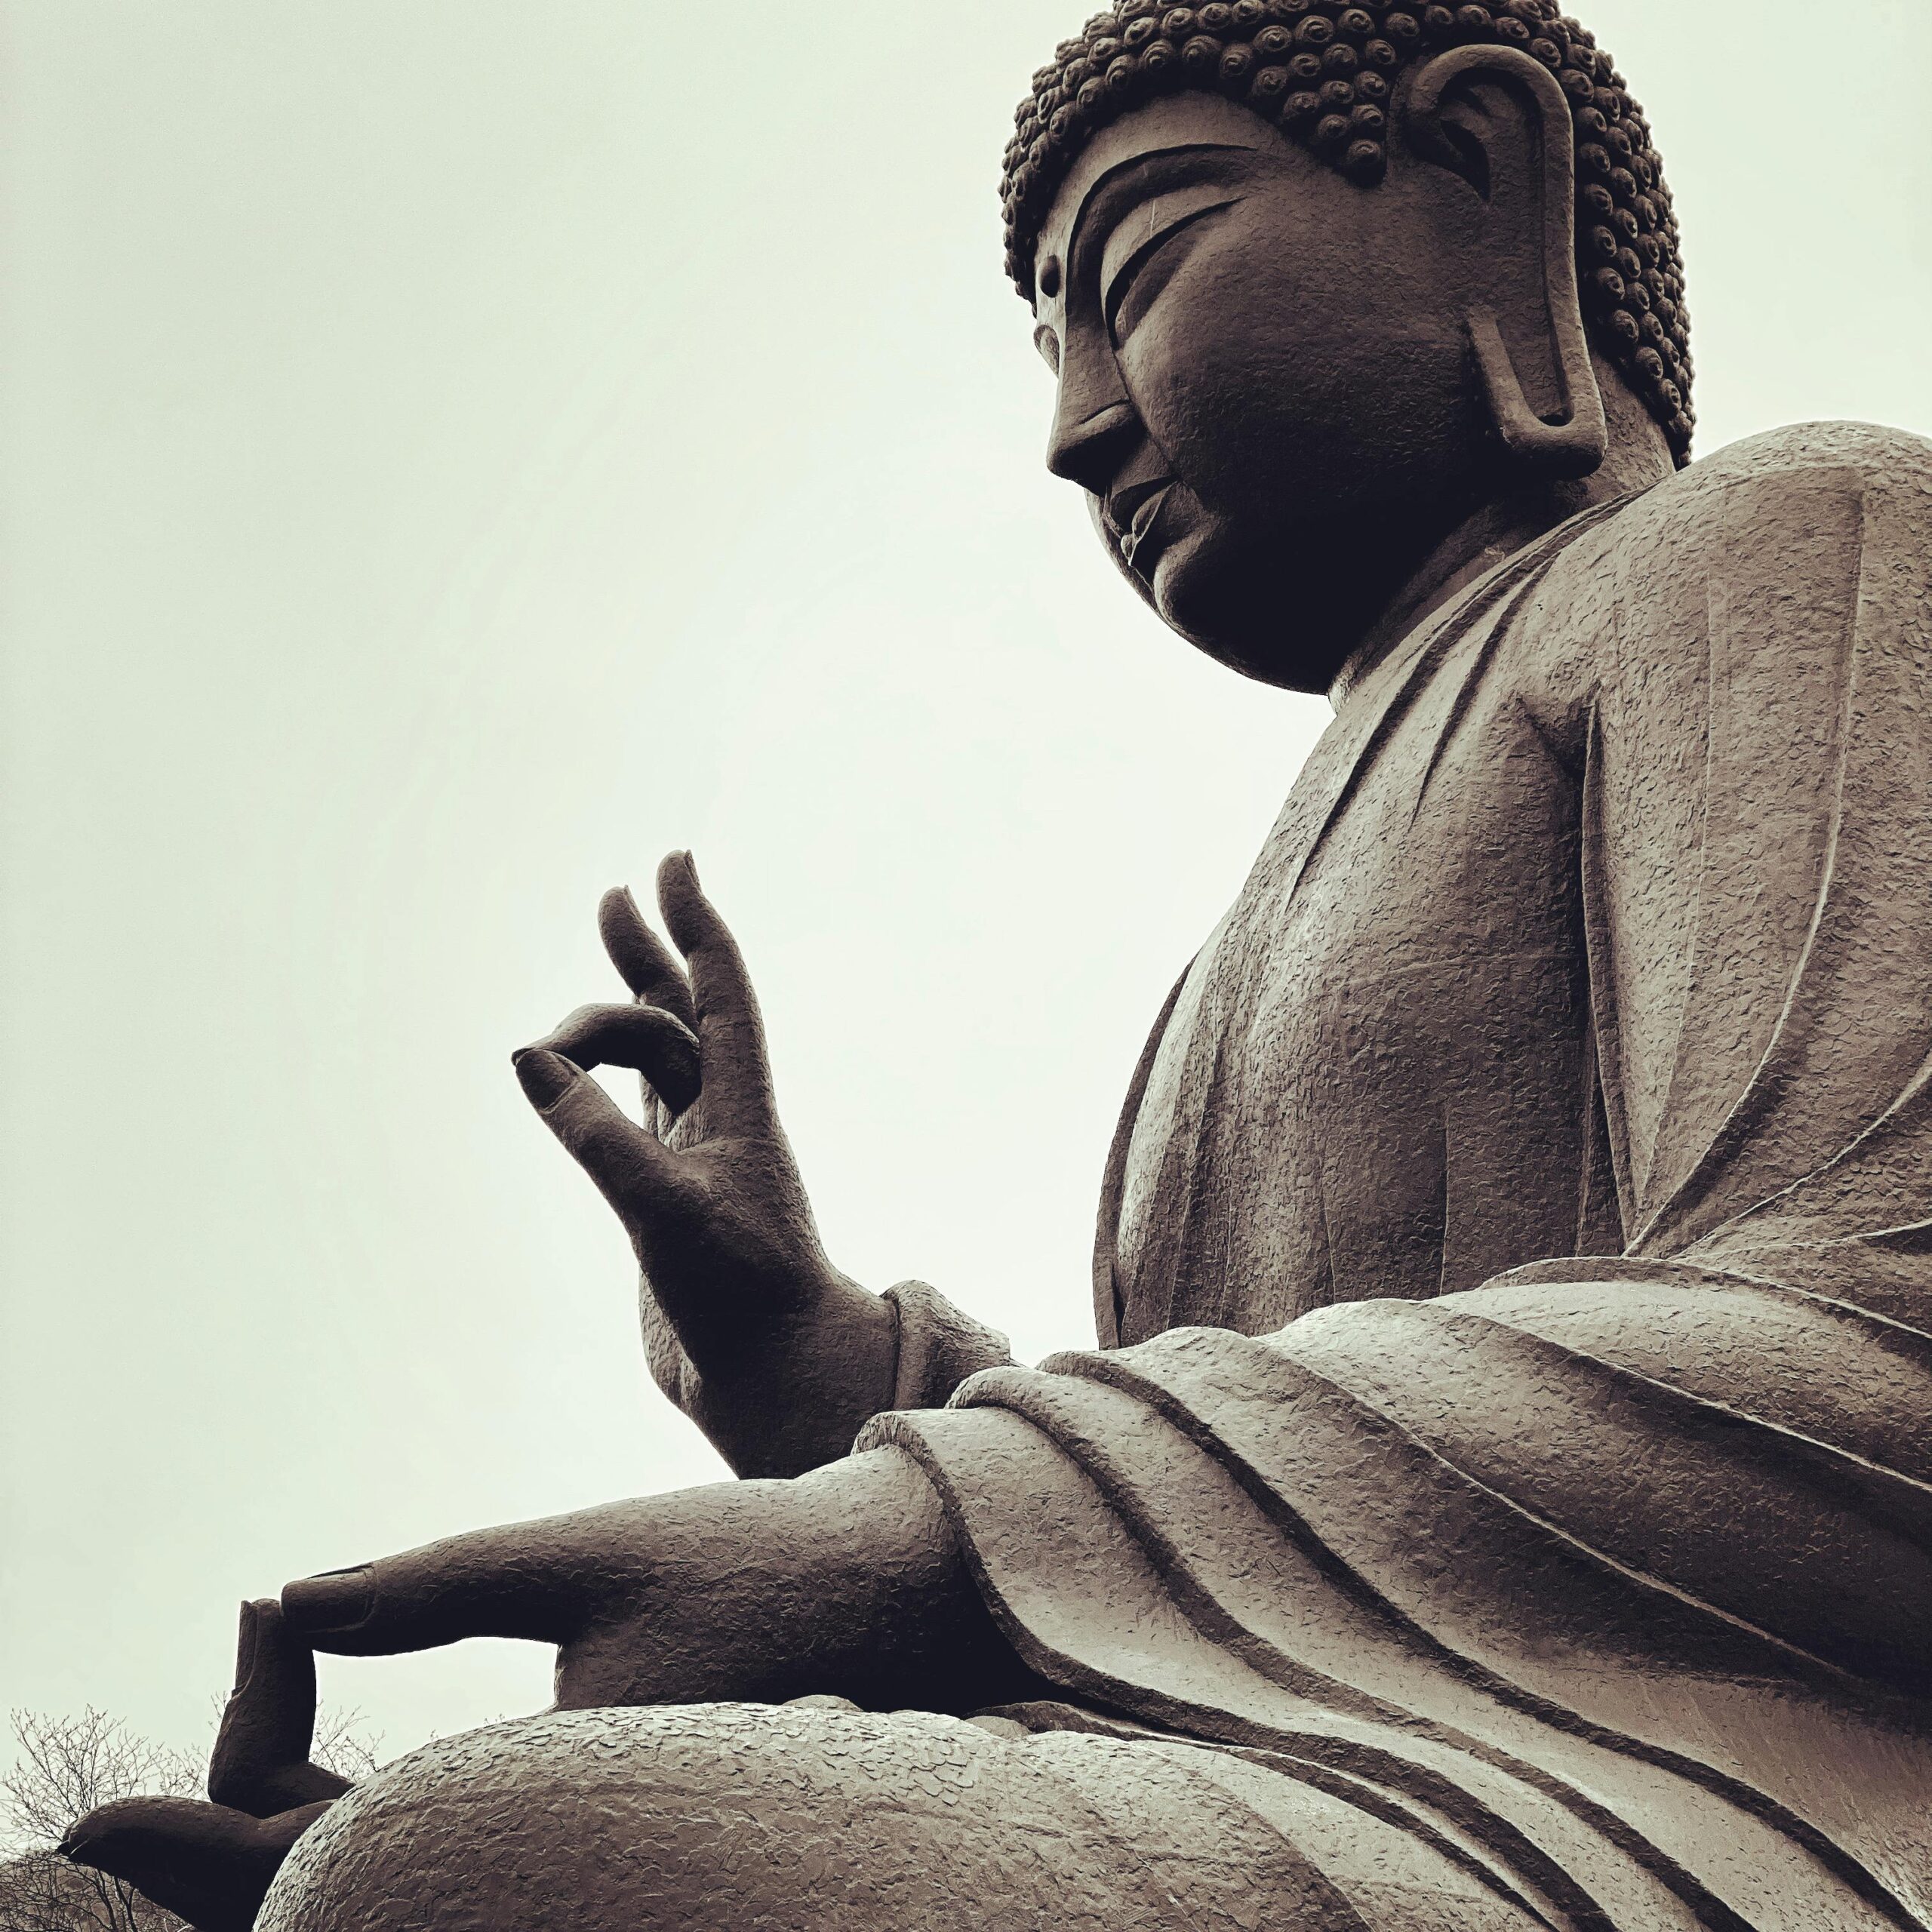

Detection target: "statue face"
[1032, 92, 1492, 693]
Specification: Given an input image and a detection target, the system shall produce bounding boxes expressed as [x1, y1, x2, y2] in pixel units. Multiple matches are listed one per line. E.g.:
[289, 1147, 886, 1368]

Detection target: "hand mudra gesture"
[513, 851, 896, 1477]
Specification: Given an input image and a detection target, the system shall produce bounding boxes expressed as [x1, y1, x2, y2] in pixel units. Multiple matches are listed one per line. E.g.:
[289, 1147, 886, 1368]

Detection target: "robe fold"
[864, 422, 1932, 1930]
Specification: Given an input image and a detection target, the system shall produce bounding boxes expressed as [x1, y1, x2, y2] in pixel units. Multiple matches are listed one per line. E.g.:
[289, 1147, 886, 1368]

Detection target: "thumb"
[62, 1796, 325, 1932]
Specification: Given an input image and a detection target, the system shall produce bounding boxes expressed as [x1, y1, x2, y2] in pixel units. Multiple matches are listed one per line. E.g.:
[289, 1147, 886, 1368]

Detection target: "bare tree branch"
[0, 1703, 380, 1932]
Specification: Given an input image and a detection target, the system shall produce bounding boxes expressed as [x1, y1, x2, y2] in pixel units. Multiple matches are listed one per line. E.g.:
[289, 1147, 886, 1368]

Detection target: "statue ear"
[1402, 45, 1607, 481]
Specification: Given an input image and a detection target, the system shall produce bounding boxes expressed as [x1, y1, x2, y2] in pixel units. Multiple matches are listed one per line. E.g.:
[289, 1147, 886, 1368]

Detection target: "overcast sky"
[5, 0, 1930, 1777]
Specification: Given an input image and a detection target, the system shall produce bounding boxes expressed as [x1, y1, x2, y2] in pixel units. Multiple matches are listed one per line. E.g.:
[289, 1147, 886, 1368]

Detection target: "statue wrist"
[675, 1274, 896, 1478]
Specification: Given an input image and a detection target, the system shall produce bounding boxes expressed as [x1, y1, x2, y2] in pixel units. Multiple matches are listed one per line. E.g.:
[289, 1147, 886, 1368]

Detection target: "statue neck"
[1329, 421, 1675, 711]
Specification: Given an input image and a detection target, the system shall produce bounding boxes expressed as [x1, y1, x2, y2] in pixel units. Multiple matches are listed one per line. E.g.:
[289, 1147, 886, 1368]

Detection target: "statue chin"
[1149, 527, 1379, 697]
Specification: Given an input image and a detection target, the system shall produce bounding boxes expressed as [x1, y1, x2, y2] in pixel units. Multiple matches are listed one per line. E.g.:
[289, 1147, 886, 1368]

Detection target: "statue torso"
[1103, 422, 1932, 1348]
[1103, 503, 1635, 1346]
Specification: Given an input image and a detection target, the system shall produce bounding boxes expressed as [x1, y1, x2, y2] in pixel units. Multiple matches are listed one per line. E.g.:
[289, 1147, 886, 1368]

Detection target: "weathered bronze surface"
[64, 3, 1932, 1926]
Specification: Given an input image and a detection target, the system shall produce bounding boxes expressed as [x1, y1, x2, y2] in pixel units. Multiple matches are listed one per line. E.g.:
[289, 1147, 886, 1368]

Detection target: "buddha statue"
[63, 2, 1932, 1927]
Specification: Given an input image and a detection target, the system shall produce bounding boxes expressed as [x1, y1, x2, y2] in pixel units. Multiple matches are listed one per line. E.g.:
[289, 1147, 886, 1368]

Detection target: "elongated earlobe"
[1407, 44, 1608, 481]
[1467, 301, 1607, 479]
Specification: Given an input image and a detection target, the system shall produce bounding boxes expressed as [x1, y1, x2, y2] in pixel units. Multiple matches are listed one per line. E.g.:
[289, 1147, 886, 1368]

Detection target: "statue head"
[1005, 1, 1690, 691]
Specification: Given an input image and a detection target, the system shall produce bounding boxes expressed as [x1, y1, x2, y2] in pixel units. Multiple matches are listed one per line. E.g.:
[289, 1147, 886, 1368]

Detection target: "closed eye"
[1104, 196, 1239, 345]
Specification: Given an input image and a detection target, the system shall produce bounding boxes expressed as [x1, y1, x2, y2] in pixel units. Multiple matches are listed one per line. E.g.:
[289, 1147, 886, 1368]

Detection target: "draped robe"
[857, 422, 1932, 1930]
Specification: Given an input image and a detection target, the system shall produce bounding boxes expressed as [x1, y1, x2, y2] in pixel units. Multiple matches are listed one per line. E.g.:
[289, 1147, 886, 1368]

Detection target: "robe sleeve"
[881, 1280, 1014, 1411]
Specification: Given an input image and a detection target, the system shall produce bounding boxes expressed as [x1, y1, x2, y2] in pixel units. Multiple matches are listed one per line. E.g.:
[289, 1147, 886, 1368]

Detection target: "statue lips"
[1107, 476, 1175, 576]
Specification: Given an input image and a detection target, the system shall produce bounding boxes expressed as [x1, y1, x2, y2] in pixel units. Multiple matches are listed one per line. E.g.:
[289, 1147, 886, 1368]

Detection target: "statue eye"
[1103, 197, 1238, 346]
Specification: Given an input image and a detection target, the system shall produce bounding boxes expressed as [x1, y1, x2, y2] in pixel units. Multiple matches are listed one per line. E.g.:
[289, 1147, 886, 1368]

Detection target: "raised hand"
[60, 1601, 346, 1931]
[512, 852, 898, 1478]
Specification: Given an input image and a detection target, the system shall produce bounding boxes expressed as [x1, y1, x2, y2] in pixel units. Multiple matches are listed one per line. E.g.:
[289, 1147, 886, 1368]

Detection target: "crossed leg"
[254, 1700, 1543, 1932]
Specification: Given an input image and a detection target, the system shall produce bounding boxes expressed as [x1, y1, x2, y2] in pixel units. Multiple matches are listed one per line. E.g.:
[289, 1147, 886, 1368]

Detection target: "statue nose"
[1046, 398, 1141, 493]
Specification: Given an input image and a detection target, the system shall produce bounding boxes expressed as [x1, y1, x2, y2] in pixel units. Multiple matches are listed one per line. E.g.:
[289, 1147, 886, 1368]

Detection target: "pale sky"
[5, 1, 1930, 1775]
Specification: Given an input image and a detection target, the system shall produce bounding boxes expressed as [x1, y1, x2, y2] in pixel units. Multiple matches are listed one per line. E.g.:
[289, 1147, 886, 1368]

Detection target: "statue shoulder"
[1607, 423, 1924, 564]
[1521, 420, 1931, 741]
[1686, 417, 1932, 483]
[1594, 419, 1932, 577]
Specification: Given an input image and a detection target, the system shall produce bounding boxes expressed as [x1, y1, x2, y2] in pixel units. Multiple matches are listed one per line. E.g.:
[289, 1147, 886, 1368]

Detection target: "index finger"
[278, 1501, 661, 1656]
[655, 851, 774, 1133]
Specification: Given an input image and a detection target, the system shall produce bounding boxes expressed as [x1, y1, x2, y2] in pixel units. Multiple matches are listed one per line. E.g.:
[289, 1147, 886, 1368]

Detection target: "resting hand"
[60, 1456, 1032, 1931]
[515, 852, 896, 1478]
[60, 1601, 348, 1932]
